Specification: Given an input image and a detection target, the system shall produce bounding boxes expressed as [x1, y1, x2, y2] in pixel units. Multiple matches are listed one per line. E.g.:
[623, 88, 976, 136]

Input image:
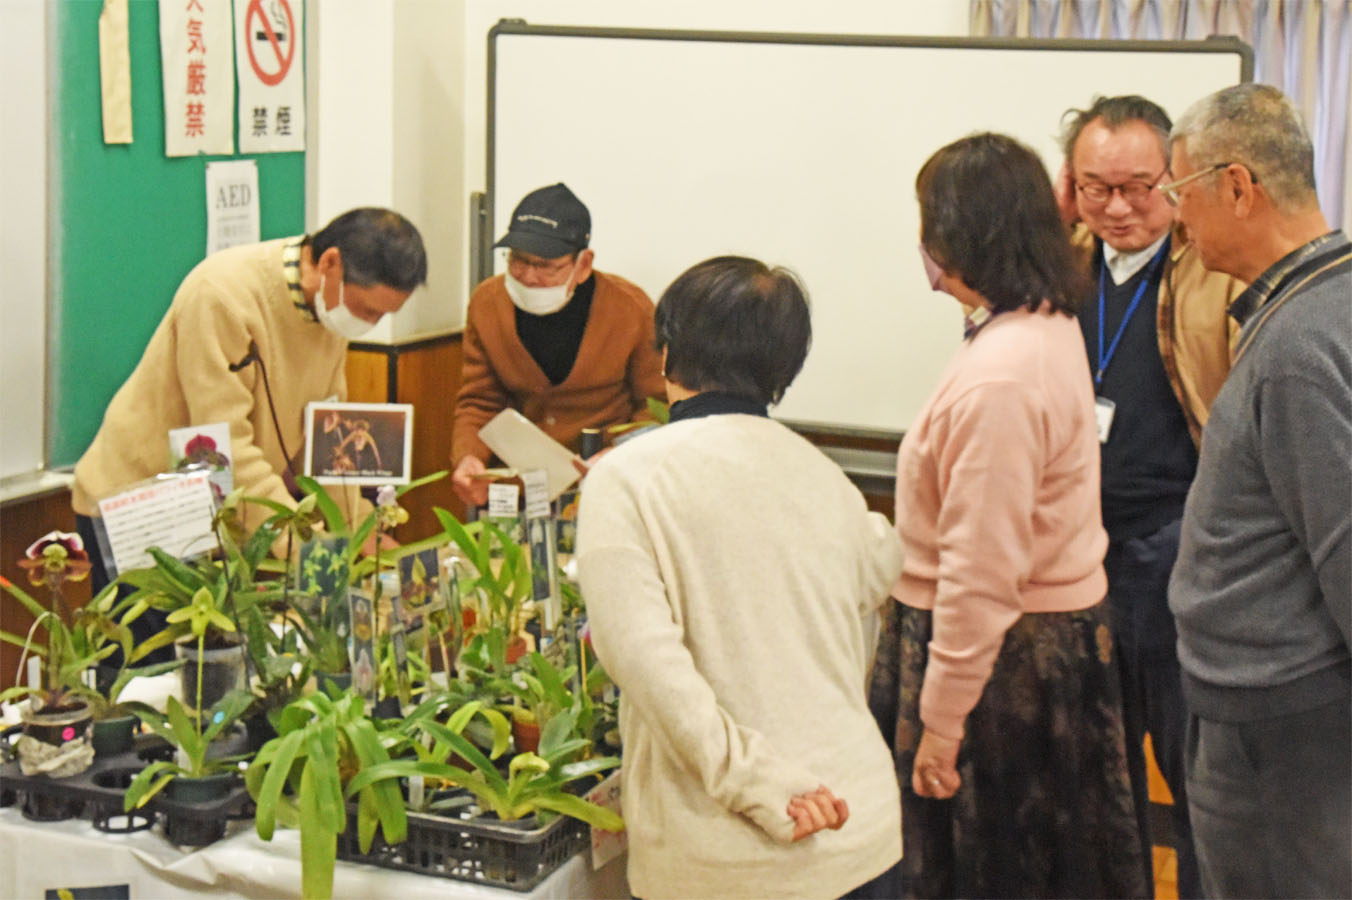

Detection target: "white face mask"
[316, 276, 380, 339]
[504, 264, 577, 316]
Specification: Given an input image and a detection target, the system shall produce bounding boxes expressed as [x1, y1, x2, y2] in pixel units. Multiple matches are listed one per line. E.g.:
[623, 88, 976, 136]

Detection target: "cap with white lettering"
[494, 183, 591, 259]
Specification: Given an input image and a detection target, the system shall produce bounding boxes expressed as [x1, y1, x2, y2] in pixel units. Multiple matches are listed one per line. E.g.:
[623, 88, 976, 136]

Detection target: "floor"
[1147, 734, 1179, 899]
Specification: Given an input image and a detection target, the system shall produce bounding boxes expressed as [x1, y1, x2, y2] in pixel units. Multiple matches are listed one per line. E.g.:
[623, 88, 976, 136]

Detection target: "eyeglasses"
[1075, 169, 1168, 206]
[506, 251, 576, 277]
[1158, 163, 1232, 206]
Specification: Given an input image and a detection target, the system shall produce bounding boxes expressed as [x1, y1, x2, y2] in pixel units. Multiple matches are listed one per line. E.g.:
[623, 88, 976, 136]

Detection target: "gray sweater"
[1169, 231, 1351, 720]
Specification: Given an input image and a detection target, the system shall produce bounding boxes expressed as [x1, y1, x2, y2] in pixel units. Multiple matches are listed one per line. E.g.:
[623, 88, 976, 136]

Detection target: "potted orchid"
[0, 532, 99, 781]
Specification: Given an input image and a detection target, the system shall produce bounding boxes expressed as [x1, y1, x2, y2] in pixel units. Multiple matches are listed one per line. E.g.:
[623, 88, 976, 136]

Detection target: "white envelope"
[477, 409, 580, 501]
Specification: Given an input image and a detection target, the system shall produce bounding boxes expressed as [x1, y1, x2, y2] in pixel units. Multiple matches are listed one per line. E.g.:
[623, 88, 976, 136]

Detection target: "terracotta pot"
[505, 635, 530, 665]
[511, 717, 540, 754]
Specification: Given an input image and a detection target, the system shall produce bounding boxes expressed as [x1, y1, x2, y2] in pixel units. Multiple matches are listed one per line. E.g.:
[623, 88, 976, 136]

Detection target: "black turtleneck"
[514, 275, 596, 385]
[667, 391, 768, 423]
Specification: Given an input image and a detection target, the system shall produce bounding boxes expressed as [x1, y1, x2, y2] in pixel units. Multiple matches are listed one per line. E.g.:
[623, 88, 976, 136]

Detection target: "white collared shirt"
[1103, 232, 1169, 285]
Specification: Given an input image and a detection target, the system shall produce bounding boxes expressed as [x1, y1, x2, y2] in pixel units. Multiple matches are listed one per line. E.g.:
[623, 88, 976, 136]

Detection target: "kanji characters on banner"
[160, 0, 234, 156]
[234, 0, 305, 153]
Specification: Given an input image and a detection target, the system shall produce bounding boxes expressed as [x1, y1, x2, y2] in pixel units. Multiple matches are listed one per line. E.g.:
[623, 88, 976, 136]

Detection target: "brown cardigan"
[1071, 224, 1245, 444]
[451, 270, 666, 464]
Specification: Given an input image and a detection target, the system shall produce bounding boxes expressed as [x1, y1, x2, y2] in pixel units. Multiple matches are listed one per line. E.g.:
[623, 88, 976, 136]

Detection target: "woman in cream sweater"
[868, 133, 1146, 898]
[577, 256, 905, 900]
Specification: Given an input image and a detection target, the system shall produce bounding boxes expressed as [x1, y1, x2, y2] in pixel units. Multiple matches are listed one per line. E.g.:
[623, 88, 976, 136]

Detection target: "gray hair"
[1170, 83, 1317, 213]
[1060, 94, 1172, 169]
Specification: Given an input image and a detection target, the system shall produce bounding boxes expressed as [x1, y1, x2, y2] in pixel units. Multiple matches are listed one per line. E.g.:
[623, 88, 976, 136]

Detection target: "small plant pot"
[176, 635, 246, 711]
[314, 670, 352, 694]
[17, 701, 94, 780]
[511, 718, 541, 754]
[164, 773, 236, 846]
[21, 789, 85, 822]
[505, 635, 530, 665]
[243, 711, 278, 753]
[372, 695, 402, 720]
[92, 714, 139, 757]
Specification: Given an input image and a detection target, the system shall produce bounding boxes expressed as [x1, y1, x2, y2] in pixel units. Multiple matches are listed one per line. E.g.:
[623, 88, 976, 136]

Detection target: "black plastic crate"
[0, 734, 252, 844]
[335, 796, 588, 892]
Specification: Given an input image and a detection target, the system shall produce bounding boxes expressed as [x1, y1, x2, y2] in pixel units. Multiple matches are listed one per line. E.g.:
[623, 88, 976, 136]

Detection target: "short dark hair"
[916, 133, 1088, 315]
[1060, 94, 1172, 168]
[309, 208, 428, 291]
[656, 256, 811, 406]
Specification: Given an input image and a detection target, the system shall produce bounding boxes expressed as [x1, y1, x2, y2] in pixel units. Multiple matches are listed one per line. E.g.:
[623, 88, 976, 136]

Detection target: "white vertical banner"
[160, 0, 235, 157]
[234, 0, 306, 153]
[205, 159, 260, 255]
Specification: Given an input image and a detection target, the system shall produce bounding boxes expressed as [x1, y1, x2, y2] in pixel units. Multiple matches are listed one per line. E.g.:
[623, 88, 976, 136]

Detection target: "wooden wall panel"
[395, 339, 465, 535]
[0, 490, 91, 691]
[346, 334, 467, 543]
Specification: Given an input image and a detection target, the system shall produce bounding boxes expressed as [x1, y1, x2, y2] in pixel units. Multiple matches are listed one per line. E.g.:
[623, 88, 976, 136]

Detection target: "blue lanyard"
[1096, 240, 1170, 386]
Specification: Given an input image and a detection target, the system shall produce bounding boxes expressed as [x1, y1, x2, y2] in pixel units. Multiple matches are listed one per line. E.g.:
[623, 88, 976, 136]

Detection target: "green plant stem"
[196, 630, 205, 742]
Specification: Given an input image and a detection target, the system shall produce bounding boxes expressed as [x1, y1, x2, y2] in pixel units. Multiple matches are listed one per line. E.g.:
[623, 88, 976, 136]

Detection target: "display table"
[0, 806, 628, 899]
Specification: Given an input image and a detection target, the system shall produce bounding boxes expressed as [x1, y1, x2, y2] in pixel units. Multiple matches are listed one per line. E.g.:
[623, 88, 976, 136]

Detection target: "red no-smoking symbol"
[246, 0, 295, 87]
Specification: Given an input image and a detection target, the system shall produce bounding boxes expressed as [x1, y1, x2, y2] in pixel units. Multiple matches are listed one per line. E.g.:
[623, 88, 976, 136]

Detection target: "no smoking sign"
[245, 0, 295, 86]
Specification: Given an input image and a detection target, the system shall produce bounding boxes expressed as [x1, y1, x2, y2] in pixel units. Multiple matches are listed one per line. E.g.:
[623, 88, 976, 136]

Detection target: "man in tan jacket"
[1057, 94, 1245, 898]
[451, 183, 664, 507]
[73, 208, 426, 656]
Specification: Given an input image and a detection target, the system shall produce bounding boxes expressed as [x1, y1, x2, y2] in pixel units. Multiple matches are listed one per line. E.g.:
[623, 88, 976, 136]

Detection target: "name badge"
[1095, 396, 1116, 444]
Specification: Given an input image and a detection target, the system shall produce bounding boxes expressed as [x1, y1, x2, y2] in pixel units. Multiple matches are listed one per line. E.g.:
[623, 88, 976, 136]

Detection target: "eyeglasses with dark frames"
[1074, 168, 1169, 206]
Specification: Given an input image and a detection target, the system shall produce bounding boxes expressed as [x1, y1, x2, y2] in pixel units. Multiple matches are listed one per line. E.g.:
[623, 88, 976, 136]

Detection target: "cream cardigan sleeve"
[577, 468, 821, 844]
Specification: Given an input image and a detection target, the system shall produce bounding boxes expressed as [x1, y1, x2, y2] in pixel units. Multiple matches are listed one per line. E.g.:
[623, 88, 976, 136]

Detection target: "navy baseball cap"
[494, 183, 591, 259]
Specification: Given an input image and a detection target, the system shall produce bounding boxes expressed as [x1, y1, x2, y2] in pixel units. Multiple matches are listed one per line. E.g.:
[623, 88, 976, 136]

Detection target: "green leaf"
[0, 577, 47, 620]
[250, 728, 304, 840]
[530, 792, 626, 832]
[299, 762, 338, 900]
[304, 722, 345, 834]
[123, 760, 182, 811]
[296, 476, 346, 533]
[395, 469, 448, 497]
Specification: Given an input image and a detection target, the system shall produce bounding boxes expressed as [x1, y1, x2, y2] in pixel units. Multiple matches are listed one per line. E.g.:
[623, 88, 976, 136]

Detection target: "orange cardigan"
[451, 271, 666, 464]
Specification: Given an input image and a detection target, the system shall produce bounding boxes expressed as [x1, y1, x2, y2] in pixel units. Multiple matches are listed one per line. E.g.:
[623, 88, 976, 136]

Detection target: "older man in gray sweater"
[1165, 83, 1350, 899]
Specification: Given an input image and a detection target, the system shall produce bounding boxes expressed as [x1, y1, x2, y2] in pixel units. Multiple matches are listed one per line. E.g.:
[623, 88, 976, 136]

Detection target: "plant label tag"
[522, 469, 550, 519]
[348, 590, 377, 703]
[587, 770, 626, 870]
[528, 514, 561, 632]
[95, 472, 216, 577]
[487, 483, 519, 518]
[168, 421, 233, 503]
[1095, 396, 1116, 444]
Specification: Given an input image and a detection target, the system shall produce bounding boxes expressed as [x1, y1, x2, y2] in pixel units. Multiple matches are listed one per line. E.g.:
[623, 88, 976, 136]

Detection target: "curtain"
[971, 0, 1351, 231]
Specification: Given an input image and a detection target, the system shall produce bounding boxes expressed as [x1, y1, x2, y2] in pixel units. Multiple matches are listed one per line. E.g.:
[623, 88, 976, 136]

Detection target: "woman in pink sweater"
[868, 133, 1145, 898]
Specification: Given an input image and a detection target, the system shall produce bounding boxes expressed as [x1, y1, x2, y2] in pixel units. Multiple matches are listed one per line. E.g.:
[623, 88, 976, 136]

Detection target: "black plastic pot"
[314, 670, 352, 694]
[163, 773, 236, 845]
[243, 711, 278, 753]
[92, 715, 138, 757]
[176, 636, 246, 711]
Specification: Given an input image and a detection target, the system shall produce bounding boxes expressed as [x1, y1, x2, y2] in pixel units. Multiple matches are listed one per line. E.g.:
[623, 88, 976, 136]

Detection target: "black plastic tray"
[335, 793, 588, 892]
[0, 734, 253, 844]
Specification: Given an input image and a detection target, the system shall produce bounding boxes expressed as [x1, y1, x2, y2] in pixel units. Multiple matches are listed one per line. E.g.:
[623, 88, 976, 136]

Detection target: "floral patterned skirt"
[867, 600, 1148, 899]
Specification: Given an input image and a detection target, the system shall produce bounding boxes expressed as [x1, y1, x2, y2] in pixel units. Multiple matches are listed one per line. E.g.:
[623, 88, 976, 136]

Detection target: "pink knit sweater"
[894, 307, 1108, 741]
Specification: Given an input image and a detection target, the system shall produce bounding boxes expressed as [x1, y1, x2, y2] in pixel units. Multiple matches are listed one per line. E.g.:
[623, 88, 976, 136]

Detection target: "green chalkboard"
[49, 1, 304, 467]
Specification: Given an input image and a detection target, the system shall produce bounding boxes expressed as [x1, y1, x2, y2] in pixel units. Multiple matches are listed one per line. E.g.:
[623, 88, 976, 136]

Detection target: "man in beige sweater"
[73, 208, 426, 653]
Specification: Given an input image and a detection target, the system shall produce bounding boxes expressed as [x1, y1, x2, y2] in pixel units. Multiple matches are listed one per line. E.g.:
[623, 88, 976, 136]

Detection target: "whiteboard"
[487, 25, 1250, 435]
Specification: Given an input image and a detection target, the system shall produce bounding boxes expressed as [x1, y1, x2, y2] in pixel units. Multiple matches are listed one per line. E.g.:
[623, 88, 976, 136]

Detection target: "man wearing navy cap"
[450, 183, 664, 507]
